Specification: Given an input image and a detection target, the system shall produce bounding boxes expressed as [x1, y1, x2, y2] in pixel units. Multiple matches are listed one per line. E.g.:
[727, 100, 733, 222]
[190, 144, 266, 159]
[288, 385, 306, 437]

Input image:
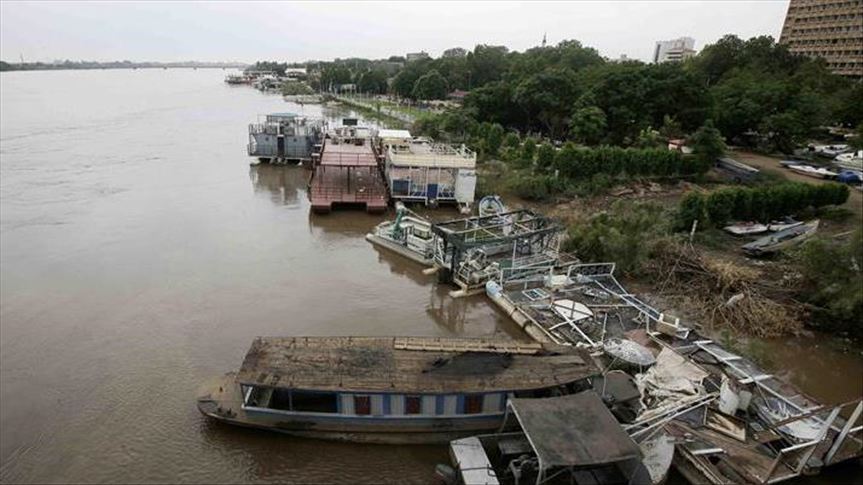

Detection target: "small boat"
[779, 160, 803, 169]
[742, 220, 819, 256]
[833, 150, 863, 171]
[444, 391, 661, 485]
[365, 202, 435, 265]
[767, 216, 803, 232]
[198, 336, 598, 444]
[789, 164, 838, 179]
[724, 222, 769, 236]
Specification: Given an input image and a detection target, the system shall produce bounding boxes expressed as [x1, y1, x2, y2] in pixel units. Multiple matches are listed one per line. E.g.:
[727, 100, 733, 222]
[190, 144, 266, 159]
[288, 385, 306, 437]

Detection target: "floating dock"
[309, 128, 389, 214]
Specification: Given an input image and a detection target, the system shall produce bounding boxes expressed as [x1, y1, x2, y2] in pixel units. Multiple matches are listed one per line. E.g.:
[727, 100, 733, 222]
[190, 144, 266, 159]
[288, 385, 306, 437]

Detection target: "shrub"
[677, 182, 851, 229]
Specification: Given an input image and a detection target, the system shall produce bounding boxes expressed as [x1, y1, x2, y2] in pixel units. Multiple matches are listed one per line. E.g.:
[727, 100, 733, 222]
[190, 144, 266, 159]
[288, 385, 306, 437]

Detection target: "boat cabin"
[448, 391, 649, 485]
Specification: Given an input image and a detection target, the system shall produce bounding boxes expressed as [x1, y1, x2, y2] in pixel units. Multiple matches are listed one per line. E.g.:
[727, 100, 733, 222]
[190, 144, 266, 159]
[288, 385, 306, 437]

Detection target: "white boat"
[724, 222, 769, 236]
[833, 150, 863, 171]
[767, 217, 803, 232]
[789, 164, 838, 179]
[365, 202, 435, 265]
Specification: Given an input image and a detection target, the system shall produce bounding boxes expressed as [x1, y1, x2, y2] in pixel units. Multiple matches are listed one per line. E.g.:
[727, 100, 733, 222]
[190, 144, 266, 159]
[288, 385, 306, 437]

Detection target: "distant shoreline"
[0, 61, 248, 72]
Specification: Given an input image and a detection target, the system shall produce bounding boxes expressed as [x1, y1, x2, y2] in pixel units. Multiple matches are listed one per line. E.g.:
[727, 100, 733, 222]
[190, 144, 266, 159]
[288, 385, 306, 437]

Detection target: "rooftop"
[236, 336, 598, 393]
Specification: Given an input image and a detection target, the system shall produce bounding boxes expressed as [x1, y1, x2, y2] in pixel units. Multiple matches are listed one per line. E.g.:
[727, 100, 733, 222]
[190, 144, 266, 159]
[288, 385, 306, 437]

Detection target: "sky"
[0, 1, 791, 63]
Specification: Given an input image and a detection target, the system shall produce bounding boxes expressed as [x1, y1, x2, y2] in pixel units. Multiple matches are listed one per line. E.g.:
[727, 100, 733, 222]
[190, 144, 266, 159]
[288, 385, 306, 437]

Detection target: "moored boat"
[197, 336, 599, 444]
[742, 220, 819, 256]
[444, 391, 660, 485]
[366, 202, 435, 265]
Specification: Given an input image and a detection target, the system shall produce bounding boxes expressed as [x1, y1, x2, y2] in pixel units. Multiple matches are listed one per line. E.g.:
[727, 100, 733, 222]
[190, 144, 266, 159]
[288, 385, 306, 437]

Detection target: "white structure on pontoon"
[384, 138, 477, 208]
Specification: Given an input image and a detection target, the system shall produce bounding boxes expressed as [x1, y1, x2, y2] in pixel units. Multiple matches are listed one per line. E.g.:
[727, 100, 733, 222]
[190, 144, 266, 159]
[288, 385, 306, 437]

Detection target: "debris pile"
[650, 242, 804, 337]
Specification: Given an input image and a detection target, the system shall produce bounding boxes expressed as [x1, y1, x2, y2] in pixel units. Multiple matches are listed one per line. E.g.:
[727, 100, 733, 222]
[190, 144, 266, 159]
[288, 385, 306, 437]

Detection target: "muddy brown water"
[0, 69, 860, 484]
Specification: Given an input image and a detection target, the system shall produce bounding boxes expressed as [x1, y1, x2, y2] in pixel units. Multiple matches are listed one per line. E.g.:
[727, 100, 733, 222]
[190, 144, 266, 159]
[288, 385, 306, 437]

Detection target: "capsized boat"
[724, 221, 769, 236]
[197, 336, 599, 444]
[443, 391, 666, 485]
[742, 220, 819, 256]
[365, 202, 435, 265]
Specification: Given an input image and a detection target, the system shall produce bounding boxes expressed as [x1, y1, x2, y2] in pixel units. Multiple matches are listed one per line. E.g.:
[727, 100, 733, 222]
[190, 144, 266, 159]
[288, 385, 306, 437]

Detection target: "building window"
[354, 395, 371, 415]
[464, 395, 484, 414]
[405, 395, 422, 415]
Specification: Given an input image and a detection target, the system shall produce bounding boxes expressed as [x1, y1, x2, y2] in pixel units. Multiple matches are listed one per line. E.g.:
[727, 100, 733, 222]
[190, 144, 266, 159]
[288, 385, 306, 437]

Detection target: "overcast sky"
[1, 1, 790, 63]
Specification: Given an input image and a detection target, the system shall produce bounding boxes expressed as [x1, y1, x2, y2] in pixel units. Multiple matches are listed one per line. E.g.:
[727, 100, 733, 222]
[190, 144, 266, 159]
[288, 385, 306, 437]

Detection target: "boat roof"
[508, 391, 640, 468]
[378, 129, 412, 139]
[236, 336, 598, 393]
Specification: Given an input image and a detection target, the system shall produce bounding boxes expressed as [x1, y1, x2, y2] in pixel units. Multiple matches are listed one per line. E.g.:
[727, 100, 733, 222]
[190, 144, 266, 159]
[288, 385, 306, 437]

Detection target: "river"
[0, 69, 860, 484]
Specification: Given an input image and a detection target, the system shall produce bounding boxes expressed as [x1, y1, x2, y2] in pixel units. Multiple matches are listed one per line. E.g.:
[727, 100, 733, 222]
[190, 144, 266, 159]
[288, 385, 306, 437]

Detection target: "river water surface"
[1, 69, 860, 484]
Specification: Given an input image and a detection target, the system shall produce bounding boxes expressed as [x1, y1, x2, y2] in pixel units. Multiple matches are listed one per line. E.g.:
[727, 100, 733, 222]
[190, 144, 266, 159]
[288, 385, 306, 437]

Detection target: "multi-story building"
[779, 0, 863, 77]
[653, 37, 696, 63]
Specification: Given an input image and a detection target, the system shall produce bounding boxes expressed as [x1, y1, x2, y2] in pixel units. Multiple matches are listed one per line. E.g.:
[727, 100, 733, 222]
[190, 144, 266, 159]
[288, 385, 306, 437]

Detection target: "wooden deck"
[310, 139, 388, 213]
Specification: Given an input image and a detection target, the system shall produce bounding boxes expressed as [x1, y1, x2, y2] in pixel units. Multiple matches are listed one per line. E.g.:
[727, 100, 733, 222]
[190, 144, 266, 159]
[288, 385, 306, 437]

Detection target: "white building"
[653, 37, 696, 63]
[406, 51, 431, 62]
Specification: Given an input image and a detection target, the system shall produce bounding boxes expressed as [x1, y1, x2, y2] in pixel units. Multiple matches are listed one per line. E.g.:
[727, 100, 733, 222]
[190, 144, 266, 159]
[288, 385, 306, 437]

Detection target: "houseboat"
[197, 336, 599, 444]
[384, 138, 477, 211]
[247, 113, 323, 164]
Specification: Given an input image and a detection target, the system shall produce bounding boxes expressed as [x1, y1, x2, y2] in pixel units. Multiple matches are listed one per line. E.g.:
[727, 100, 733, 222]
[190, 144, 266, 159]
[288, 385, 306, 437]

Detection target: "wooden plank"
[450, 437, 500, 485]
[393, 337, 541, 355]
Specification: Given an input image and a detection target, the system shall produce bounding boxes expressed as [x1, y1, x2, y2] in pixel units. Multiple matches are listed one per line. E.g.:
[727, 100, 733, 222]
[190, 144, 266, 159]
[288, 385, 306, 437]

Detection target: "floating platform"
[309, 137, 388, 214]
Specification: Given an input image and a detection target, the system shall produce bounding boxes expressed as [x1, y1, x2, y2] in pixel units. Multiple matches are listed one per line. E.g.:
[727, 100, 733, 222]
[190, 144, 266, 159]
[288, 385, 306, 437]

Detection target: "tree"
[357, 69, 388, 94]
[659, 115, 684, 140]
[486, 123, 505, 156]
[569, 106, 607, 145]
[411, 69, 449, 100]
[442, 47, 467, 58]
[536, 143, 556, 172]
[688, 120, 726, 165]
[521, 138, 537, 162]
[513, 68, 579, 139]
[634, 126, 663, 149]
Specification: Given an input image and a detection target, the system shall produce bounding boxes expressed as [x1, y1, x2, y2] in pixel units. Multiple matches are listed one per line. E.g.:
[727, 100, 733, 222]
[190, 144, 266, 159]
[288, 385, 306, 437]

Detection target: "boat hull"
[365, 233, 433, 266]
[198, 375, 506, 444]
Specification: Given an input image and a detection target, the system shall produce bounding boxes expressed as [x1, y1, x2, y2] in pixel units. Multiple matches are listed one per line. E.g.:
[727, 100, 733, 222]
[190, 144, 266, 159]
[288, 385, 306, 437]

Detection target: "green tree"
[536, 143, 556, 172]
[486, 123, 505, 156]
[521, 138, 537, 162]
[514, 68, 579, 139]
[357, 69, 388, 94]
[411, 69, 449, 100]
[688, 120, 726, 165]
[634, 126, 663, 149]
[569, 106, 607, 145]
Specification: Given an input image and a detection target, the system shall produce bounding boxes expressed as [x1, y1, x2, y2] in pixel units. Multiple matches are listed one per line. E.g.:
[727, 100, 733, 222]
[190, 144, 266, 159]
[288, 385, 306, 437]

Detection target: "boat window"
[269, 388, 292, 411]
[291, 391, 338, 413]
[405, 395, 421, 415]
[464, 395, 483, 414]
[354, 395, 371, 415]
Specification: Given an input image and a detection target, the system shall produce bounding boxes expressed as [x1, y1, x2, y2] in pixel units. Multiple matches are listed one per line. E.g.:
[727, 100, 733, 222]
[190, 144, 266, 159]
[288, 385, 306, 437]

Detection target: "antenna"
[542, 33, 547, 48]
[20, 53, 25, 63]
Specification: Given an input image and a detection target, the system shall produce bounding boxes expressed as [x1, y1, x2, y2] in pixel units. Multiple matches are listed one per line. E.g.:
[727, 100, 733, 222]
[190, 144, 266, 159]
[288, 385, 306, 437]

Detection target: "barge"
[309, 125, 389, 213]
[365, 202, 435, 266]
[197, 336, 599, 444]
[247, 113, 323, 165]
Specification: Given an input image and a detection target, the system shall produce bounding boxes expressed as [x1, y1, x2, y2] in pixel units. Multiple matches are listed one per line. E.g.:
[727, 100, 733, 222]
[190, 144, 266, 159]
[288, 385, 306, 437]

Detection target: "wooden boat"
[723, 222, 768, 236]
[742, 220, 819, 256]
[365, 202, 435, 265]
[445, 391, 665, 485]
[197, 336, 599, 444]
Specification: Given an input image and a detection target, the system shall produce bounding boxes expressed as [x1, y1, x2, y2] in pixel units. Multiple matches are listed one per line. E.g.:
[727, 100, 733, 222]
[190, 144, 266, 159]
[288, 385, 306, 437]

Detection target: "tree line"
[260, 35, 861, 154]
[678, 182, 851, 229]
